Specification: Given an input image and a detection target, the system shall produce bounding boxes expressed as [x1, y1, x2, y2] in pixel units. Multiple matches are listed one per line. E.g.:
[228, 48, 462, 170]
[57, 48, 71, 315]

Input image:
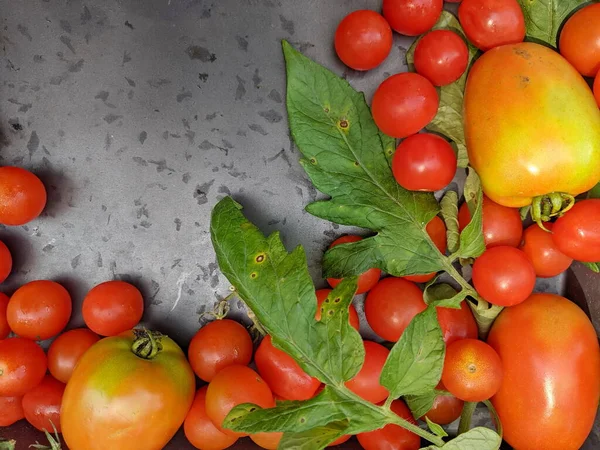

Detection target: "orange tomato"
[47, 328, 100, 383]
[0, 240, 12, 283]
[0, 292, 10, 340]
[0, 166, 47, 226]
[559, 3, 600, 77]
[0, 395, 24, 426]
[422, 383, 464, 425]
[251, 432, 283, 449]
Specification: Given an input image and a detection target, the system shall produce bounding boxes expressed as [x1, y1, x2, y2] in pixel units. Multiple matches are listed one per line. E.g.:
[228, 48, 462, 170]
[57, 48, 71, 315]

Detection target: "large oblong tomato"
[61, 329, 195, 450]
[488, 293, 600, 450]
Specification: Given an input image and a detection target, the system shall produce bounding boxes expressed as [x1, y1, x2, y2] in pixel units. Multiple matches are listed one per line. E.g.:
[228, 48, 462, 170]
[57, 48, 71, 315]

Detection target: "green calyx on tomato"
[131, 329, 164, 360]
[530, 192, 575, 231]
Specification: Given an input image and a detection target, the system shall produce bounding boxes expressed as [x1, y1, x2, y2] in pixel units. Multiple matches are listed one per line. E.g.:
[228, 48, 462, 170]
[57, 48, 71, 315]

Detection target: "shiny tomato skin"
[47, 328, 100, 384]
[326, 235, 381, 294]
[316, 289, 360, 330]
[414, 30, 469, 86]
[383, 0, 443, 36]
[328, 435, 351, 446]
[61, 330, 195, 450]
[357, 400, 420, 450]
[345, 341, 389, 403]
[372, 73, 439, 139]
[0, 240, 12, 283]
[0, 337, 47, 397]
[488, 293, 600, 450]
[422, 383, 464, 425]
[594, 72, 600, 107]
[0, 167, 47, 226]
[250, 432, 283, 449]
[559, 4, 600, 77]
[0, 395, 25, 426]
[334, 10, 392, 71]
[0, 292, 10, 340]
[520, 223, 573, 278]
[404, 216, 447, 283]
[552, 199, 600, 262]
[188, 319, 253, 382]
[22, 374, 65, 432]
[437, 301, 478, 346]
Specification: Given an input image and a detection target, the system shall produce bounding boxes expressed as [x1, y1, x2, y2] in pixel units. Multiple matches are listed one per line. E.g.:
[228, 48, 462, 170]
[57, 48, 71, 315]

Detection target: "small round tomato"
[520, 223, 573, 278]
[7, 280, 71, 340]
[82, 280, 144, 336]
[437, 301, 478, 346]
[345, 341, 389, 403]
[392, 133, 457, 192]
[184, 386, 238, 450]
[0, 395, 24, 426]
[316, 289, 360, 330]
[383, 0, 443, 36]
[0, 292, 10, 340]
[326, 235, 381, 294]
[334, 10, 393, 71]
[414, 30, 469, 86]
[404, 216, 447, 283]
[251, 432, 283, 449]
[559, 3, 600, 77]
[206, 365, 275, 437]
[442, 339, 503, 402]
[458, 0, 525, 51]
[458, 195, 523, 248]
[255, 335, 320, 401]
[372, 73, 439, 138]
[47, 328, 100, 384]
[22, 374, 65, 432]
[328, 435, 351, 446]
[0, 240, 12, 283]
[552, 199, 600, 262]
[594, 72, 600, 107]
[0, 166, 47, 226]
[357, 399, 420, 450]
[0, 337, 47, 397]
[188, 319, 253, 382]
[422, 383, 464, 425]
[472, 246, 535, 307]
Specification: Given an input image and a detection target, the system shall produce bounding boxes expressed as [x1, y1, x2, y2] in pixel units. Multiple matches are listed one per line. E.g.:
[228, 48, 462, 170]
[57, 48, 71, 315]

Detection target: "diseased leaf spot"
[300, 417, 306, 424]
[354, 161, 360, 167]
[324, 106, 330, 113]
[255, 253, 266, 263]
[334, 297, 341, 303]
[338, 119, 349, 129]
[250, 272, 257, 279]
[249, 407, 257, 412]
[327, 310, 334, 316]
[309, 157, 317, 165]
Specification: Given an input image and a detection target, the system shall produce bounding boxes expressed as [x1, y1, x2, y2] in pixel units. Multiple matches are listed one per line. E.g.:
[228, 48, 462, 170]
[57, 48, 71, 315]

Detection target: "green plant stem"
[458, 402, 477, 435]
[442, 258, 481, 302]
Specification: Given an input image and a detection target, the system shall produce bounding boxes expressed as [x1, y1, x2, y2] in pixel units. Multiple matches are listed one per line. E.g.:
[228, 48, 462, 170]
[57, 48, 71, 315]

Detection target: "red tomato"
[552, 199, 600, 262]
[437, 301, 478, 346]
[0, 166, 47, 226]
[392, 133, 457, 192]
[7, 280, 72, 340]
[559, 3, 600, 77]
[334, 10, 393, 71]
[22, 374, 65, 432]
[316, 289, 360, 330]
[188, 319, 253, 382]
[0, 240, 12, 283]
[357, 399, 420, 450]
[404, 216, 447, 283]
[458, 195, 523, 248]
[255, 335, 320, 401]
[47, 328, 100, 384]
[422, 382, 464, 425]
[0, 337, 47, 396]
[329, 435, 351, 446]
[520, 223, 573, 278]
[472, 246, 535, 307]
[345, 341, 389, 403]
[0, 292, 10, 340]
[251, 432, 283, 449]
[383, 0, 443, 36]
[82, 280, 144, 336]
[414, 30, 469, 86]
[0, 395, 24, 426]
[326, 235, 381, 294]
[372, 73, 439, 139]
[594, 72, 600, 108]
[205, 365, 275, 437]
[184, 386, 238, 450]
[458, 0, 525, 51]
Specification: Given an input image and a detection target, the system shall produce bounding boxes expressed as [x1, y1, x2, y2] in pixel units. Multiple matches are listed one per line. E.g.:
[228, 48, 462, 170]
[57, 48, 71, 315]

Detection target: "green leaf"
[583, 262, 600, 273]
[0, 439, 16, 450]
[441, 190, 460, 254]
[426, 417, 448, 438]
[421, 427, 502, 450]
[381, 306, 445, 398]
[280, 421, 349, 450]
[456, 169, 485, 259]
[520, 205, 531, 221]
[587, 182, 600, 199]
[405, 390, 438, 420]
[424, 282, 465, 308]
[483, 400, 504, 439]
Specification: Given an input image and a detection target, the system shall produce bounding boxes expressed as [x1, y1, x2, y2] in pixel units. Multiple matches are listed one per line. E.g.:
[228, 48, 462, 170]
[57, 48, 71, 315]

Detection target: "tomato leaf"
[426, 417, 449, 438]
[424, 282, 465, 308]
[0, 439, 16, 450]
[456, 169, 485, 259]
[583, 262, 600, 273]
[280, 421, 349, 450]
[421, 427, 502, 450]
[441, 190, 460, 254]
[587, 182, 600, 199]
[405, 390, 438, 420]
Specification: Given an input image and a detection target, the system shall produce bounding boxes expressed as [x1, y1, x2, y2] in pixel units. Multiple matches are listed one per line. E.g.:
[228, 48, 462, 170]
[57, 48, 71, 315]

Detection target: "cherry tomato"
[0, 166, 47, 226]
[251, 432, 283, 449]
[184, 386, 238, 450]
[82, 280, 144, 336]
[0, 395, 24, 426]
[458, 0, 525, 51]
[552, 199, 600, 262]
[22, 374, 65, 432]
[520, 223, 573, 278]
[316, 289, 360, 330]
[559, 3, 600, 77]
[329, 435, 351, 446]
[414, 30, 469, 86]
[437, 301, 478, 346]
[0, 292, 10, 340]
[255, 335, 320, 401]
[334, 10, 393, 71]
[345, 341, 389, 403]
[0, 240, 12, 283]
[7, 280, 71, 340]
[326, 235, 381, 294]
[357, 399, 420, 450]
[372, 73, 439, 138]
[472, 246, 535, 307]
[458, 195, 523, 248]
[442, 339, 503, 402]
[422, 382, 464, 425]
[206, 365, 275, 437]
[594, 72, 600, 108]
[188, 319, 253, 382]
[47, 328, 100, 384]
[0, 337, 47, 396]
[383, 0, 443, 36]
[404, 216, 447, 283]
[392, 133, 457, 192]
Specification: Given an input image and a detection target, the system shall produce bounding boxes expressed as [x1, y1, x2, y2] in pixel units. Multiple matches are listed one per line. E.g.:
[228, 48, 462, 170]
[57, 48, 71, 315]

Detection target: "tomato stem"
[458, 401, 477, 435]
[131, 328, 163, 360]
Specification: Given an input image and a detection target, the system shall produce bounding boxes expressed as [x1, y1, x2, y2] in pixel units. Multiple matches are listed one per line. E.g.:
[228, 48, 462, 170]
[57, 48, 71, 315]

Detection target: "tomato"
[329, 435, 351, 446]
[326, 236, 380, 294]
[472, 246, 535, 307]
[594, 71, 600, 108]
[414, 30, 469, 86]
[392, 134, 457, 192]
[357, 400, 420, 450]
[559, 3, 600, 77]
[0, 337, 47, 396]
[422, 383, 464, 425]
[345, 341, 389, 403]
[404, 216, 447, 283]
[47, 328, 100, 384]
[0, 395, 24, 426]
[0, 240, 11, 283]
[488, 293, 600, 450]
[436, 301, 478, 346]
[334, 10, 392, 71]
[251, 432, 283, 449]
[22, 374, 65, 432]
[552, 199, 600, 262]
[61, 329, 195, 450]
[82, 280, 144, 336]
[383, 0, 443, 36]
[458, 0, 525, 51]
[0, 292, 10, 340]
[0, 166, 47, 226]
[372, 73, 439, 139]
[184, 386, 238, 450]
[316, 289, 360, 330]
[520, 223, 572, 278]
[188, 319, 253, 382]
